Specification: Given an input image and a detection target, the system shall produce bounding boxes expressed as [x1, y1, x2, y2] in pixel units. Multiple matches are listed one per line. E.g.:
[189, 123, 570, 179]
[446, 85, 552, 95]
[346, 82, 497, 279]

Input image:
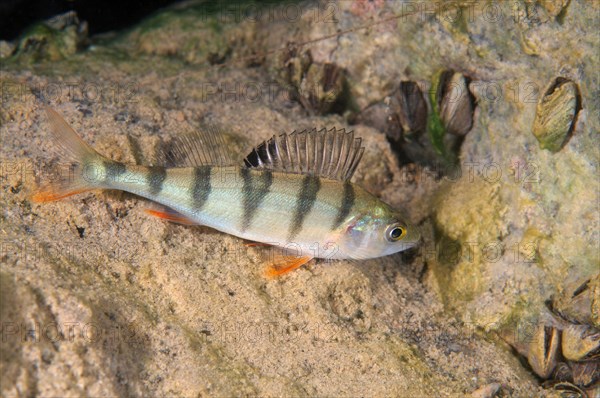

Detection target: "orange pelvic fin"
[144, 208, 200, 225]
[265, 255, 313, 278]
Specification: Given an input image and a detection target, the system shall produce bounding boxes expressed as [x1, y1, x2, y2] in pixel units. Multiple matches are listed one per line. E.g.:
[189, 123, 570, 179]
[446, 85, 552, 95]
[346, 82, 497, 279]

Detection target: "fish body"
[34, 107, 420, 274]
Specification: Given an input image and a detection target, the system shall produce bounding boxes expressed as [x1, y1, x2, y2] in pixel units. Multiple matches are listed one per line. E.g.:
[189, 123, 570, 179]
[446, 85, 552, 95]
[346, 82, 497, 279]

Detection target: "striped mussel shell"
[532, 77, 581, 153]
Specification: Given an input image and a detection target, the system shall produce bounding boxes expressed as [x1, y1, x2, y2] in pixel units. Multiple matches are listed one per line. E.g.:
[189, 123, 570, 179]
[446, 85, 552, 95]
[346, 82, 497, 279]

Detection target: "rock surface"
[1, 1, 598, 396]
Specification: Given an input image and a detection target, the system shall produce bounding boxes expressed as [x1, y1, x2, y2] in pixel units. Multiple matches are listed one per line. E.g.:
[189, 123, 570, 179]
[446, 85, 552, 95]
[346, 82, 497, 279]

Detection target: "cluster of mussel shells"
[276, 46, 581, 161]
[356, 72, 581, 167]
[276, 46, 347, 115]
[388, 70, 475, 140]
[353, 69, 477, 167]
[502, 275, 599, 397]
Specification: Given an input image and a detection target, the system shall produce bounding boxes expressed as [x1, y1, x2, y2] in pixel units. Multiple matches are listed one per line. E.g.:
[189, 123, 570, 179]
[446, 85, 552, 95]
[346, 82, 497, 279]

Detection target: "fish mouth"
[399, 240, 419, 251]
[395, 238, 419, 252]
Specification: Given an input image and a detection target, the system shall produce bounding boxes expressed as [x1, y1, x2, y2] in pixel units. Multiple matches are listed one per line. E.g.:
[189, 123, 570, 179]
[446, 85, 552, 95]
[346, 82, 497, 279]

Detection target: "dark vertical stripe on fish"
[240, 168, 273, 231]
[288, 175, 321, 242]
[332, 181, 355, 230]
[192, 165, 212, 211]
[102, 160, 126, 184]
[147, 166, 167, 195]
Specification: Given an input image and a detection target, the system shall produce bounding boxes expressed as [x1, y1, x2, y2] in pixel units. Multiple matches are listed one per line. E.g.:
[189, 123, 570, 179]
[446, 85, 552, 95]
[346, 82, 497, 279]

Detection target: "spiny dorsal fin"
[165, 126, 234, 167]
[243, 128, 364, 181]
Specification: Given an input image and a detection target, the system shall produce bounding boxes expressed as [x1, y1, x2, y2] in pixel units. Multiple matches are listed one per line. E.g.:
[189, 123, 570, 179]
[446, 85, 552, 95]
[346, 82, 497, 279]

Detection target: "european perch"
[33, 107, 420, 276]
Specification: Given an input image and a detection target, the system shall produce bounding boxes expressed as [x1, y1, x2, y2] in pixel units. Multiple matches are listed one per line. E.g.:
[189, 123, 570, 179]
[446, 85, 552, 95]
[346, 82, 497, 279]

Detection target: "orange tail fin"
[31, 106, 109, 203]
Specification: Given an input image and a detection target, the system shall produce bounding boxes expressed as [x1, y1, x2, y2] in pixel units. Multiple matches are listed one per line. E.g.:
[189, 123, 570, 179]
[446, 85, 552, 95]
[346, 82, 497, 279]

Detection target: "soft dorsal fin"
[243, 128, 364, 181]
[165, 126, 234, 167]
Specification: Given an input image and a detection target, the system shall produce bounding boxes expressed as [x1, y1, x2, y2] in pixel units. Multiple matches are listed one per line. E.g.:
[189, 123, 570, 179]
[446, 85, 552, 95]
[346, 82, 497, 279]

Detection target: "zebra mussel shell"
[435, 70, 475, 137]
[389, 81, 428, 139]
[532, 77, 581, 153]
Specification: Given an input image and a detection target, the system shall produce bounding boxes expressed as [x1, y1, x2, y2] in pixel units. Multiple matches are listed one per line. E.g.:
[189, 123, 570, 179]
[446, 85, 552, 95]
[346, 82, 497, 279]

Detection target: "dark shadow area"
[0, 0, 182, 40]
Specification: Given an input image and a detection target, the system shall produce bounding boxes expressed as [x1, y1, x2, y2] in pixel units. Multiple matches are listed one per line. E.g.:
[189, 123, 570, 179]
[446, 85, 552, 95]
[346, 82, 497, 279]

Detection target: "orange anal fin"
[265, 255, 313, 278]
[144, 208, 200, 225]
[31, 188, 90, 203]
[244, 240, 272, 247]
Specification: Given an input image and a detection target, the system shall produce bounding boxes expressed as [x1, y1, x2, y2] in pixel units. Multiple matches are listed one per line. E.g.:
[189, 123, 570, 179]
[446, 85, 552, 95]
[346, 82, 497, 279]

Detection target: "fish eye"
[386, 224, 406, 242]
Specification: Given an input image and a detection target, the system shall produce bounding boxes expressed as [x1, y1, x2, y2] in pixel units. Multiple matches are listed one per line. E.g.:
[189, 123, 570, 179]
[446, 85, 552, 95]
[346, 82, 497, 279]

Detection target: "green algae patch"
[427, 71, 448, 159]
